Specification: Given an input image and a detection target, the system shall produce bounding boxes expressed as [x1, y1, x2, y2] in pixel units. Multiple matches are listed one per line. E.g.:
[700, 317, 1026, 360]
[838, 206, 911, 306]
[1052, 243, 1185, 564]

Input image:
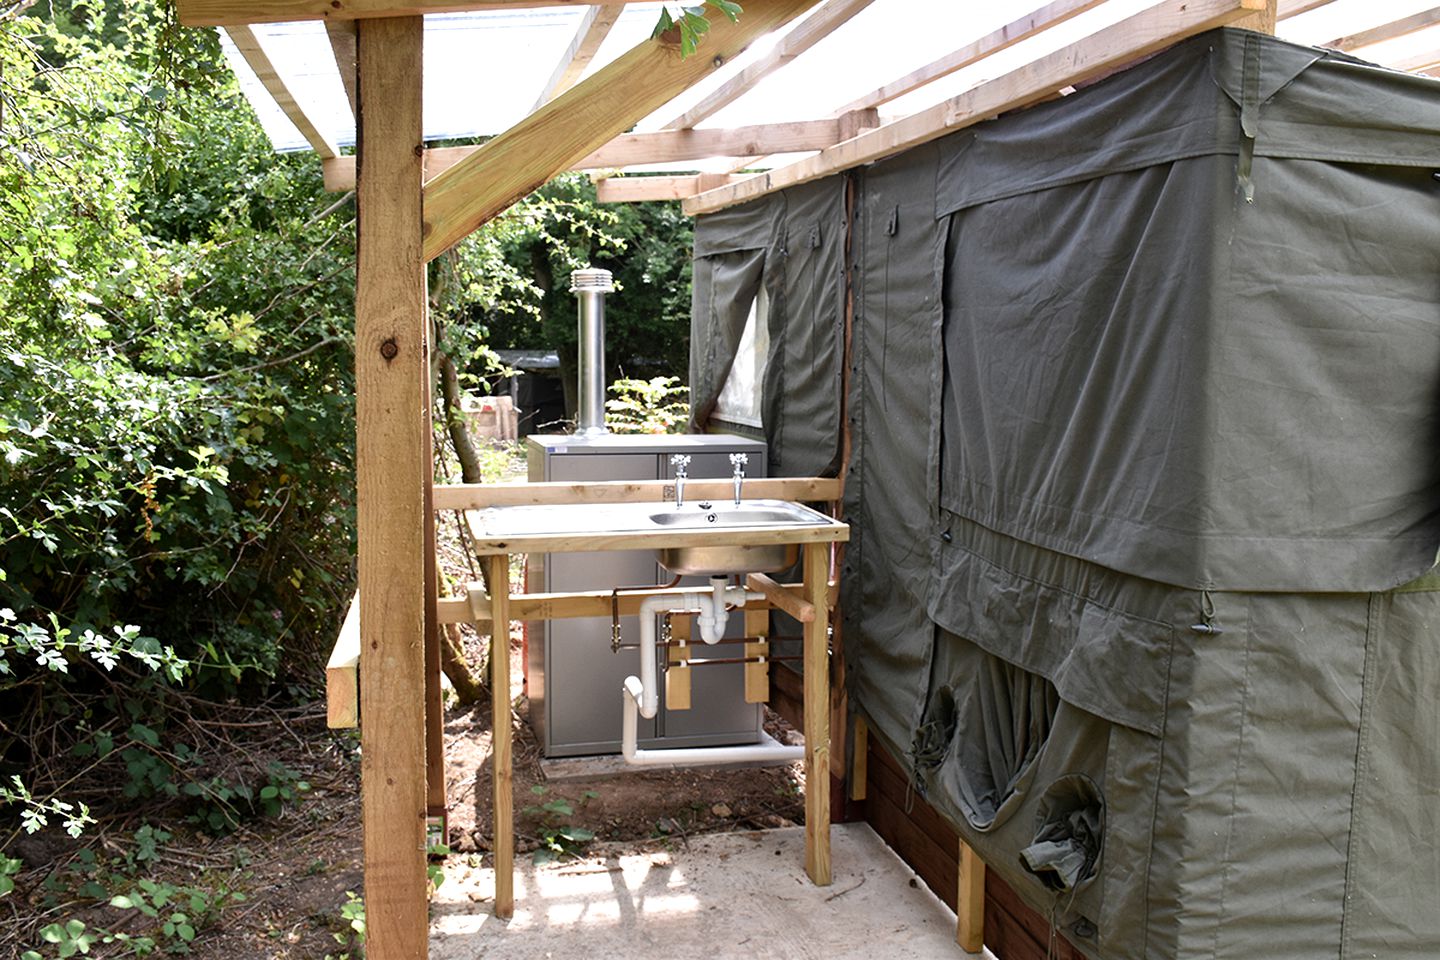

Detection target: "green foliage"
[325, 890, 366, 959]
[606, 376, 691, 434]
[523, 785, 598, 864]
[1, 776, 95, 839]
[474, 174, 695, 390]
[653, 1, 744, 57]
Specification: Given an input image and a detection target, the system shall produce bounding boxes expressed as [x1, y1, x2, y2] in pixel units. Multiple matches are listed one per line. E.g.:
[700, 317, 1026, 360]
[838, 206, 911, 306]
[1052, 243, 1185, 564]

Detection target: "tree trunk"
[438, 347, 485, 484]
[437, 567, 485, 706]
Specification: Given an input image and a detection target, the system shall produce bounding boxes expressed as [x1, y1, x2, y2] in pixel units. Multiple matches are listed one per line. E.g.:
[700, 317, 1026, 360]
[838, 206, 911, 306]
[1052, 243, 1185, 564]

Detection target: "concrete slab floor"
[430, 823, 997, 960]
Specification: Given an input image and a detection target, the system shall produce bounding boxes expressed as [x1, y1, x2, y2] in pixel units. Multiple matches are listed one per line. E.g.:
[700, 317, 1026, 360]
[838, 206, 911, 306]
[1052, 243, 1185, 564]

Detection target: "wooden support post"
[744, 606, 769, 703]
[802, 541, 831, 885]
[849, 715, 867, 802]
[666, 614, 693, 711]
[355, 15, 428, 960]
[957, 840, 986, 954]
[486, 553, 514, 919]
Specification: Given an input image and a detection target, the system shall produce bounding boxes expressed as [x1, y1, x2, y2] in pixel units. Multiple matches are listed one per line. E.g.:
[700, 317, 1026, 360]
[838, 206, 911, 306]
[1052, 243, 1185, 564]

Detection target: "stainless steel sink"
[650, 499, 833, 575]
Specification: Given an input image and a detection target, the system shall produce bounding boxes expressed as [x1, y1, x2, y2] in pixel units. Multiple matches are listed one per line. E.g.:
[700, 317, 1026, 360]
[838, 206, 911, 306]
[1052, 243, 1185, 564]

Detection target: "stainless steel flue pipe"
[570, 267, 613, 436]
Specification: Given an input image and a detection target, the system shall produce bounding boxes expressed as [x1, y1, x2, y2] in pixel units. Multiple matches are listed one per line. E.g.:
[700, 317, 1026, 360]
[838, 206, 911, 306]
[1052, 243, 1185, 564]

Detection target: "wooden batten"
[684, 0, 1264, 216]
[1276, 0, 1335, 17]
[179, 0, 628, 27]
[594, 173, 742, 203]
[534, 4, 623, 109]
[1326, 7, 1440, 51]
[664, 0, 881, 129]
[420, 0, 824, 261]
[225, 25, 340, 158]
[460, 580, 832, 625]
[833, 0, 1109, 116]
[666, 614, 693, 711]
[354, 15, 429, 959]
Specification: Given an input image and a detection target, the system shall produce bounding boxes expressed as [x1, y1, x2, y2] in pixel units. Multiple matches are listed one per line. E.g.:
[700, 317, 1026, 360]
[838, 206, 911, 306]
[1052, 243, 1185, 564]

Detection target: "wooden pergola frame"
[180, 0, 1440, 956]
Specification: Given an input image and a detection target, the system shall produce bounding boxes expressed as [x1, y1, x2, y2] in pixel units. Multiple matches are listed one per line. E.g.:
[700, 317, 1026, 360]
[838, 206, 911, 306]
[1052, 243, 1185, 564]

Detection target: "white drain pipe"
[621, 577, 804, 767]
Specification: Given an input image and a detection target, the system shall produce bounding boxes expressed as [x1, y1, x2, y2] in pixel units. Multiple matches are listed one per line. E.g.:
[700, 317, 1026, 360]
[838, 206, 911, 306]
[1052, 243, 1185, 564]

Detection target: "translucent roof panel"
[222, 0, 1440, 164]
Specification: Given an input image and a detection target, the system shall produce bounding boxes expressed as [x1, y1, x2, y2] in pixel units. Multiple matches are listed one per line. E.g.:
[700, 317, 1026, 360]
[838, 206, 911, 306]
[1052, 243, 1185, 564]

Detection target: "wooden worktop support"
[355, 16, 429, 960]
[957, 840, 986, 953]
[802, 541, 832, 885]
[486, 553, 515, 919]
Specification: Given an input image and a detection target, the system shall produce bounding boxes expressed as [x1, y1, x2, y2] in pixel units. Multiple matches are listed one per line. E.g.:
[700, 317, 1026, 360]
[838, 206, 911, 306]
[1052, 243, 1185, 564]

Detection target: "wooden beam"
[434, 475, 844, 510]
[355, 15, 428, 960]
[744, 608, 769, 703]
[180, 0, 627, 28]
[421, 0, 823, 261]
[326, 592, 361, 729]
[325, 20, 359, 117]
[595, 173, 742, 203]
[1325, 7, 1440, 51]
[665, 0, 880, 129]
[802, 541, 831, 885]
[323, 121, 853, 190]
[225, 25, 341, 158]
[957, 840, 986, 953]
[685, 0, 1264, 216]
[833, 0, 1109, 117]
[534, 4, 623, 109]
[745, 572, 815, 622]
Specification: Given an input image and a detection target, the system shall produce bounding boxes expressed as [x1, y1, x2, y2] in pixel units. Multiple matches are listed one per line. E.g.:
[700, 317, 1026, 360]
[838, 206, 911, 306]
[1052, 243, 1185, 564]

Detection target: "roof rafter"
[1394, 48, 1440, 71]
[533, 4, 624, 110]
[225, 25, 341, 158]
[179, 0, 627, 28]
[420, 0, 823, 260]
[320, 118, 862, 191]
[684, 0, 1265, 216]
[834, 0, 1109, 116]
[1326, 7, 1440, 51]
[665, 0, 879, 130]
[1276, 0, 1335, 18]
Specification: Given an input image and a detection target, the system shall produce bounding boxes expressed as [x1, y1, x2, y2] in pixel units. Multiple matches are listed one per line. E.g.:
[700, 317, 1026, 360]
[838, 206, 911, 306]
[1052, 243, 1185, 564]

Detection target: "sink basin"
[650, 499, 832, 575]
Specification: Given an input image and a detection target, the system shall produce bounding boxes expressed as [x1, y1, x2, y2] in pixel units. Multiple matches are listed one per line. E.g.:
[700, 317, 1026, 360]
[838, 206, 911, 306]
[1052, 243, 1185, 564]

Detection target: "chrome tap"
[729, 452, 748, 505]
[670, 454, 691, 508]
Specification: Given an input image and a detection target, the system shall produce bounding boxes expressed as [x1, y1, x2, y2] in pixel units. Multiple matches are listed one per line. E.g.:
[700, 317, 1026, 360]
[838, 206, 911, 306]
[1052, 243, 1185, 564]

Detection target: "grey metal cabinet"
[526, 433, 768, 757]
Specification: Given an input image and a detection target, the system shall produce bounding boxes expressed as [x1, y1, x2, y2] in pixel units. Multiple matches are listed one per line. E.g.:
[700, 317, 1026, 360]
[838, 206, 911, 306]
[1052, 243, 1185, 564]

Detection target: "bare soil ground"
[5, 444, 806, 959]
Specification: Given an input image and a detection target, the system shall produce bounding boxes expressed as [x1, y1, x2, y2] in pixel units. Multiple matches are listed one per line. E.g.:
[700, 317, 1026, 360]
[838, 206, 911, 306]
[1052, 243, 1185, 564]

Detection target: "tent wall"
[690, 27, 1440, 959]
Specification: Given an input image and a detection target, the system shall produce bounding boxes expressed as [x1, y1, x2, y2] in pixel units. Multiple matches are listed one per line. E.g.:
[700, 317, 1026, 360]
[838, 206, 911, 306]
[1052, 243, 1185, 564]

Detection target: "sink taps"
[670, 454, 691, 508]
[729, 453, 748, 505]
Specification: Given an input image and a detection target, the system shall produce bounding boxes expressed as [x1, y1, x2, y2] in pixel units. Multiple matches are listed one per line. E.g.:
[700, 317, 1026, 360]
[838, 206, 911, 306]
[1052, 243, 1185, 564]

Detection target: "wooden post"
[355, 15, 428, 960]
[849, 715, 867, 802]
[802, 541, 831, 885]
[486, 553, 514, 919]
[957, 840, 986, 953]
